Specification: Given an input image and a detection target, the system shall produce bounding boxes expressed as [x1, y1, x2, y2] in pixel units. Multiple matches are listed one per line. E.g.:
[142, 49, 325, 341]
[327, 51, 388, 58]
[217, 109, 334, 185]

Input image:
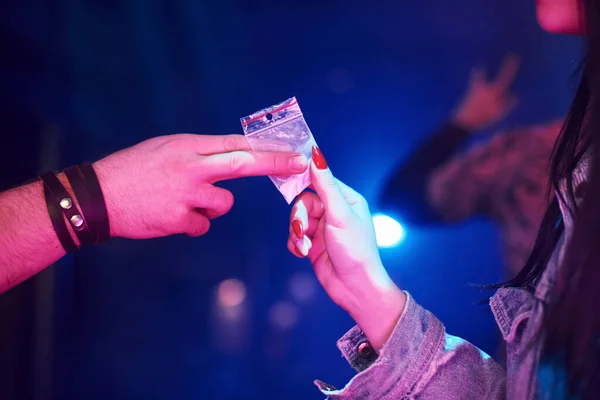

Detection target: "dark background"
[0, 1, 578, 399]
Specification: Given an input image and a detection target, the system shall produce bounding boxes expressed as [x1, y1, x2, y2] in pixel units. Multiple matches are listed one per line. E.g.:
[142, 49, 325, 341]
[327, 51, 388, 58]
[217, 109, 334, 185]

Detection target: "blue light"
[372, 214, 405, 248]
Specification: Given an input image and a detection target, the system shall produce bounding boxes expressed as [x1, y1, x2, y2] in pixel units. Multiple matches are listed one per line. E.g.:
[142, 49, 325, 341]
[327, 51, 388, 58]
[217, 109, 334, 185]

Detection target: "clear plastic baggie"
[240, 97, 317, 204]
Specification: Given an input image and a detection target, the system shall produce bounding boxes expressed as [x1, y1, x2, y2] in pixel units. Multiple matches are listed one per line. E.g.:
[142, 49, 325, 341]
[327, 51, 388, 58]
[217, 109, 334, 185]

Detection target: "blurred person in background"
[379, 54, 563, 279]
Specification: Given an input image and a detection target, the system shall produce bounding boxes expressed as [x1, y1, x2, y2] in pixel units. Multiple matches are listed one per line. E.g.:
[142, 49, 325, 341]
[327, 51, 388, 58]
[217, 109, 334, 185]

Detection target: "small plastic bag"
[240, 97, 317, 204]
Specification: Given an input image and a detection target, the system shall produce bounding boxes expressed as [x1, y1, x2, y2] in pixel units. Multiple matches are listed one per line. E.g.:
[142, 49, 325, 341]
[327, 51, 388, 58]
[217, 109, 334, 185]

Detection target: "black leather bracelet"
[40, 171, 94, 247]
[42, 180, 78, 253]
[78, 162, 110, 243]
[64, 165, 99, 244]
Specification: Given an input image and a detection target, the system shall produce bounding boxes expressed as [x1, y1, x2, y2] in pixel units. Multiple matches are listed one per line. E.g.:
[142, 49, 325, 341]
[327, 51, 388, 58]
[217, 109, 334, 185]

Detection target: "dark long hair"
[497, 0, 600, 396]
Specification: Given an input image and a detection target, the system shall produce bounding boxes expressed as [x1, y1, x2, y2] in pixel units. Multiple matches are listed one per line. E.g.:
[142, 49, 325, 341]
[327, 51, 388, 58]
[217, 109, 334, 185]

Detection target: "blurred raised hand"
[452, 54, 520, 131]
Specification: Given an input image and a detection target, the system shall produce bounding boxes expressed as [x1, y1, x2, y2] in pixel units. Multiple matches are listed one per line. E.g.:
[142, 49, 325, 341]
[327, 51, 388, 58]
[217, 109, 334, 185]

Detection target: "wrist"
[346, 268, 406, 352]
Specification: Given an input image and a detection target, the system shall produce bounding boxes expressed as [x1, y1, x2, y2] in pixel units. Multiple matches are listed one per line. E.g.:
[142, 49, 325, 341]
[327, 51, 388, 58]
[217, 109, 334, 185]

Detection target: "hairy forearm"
[0, 174, 76, 292]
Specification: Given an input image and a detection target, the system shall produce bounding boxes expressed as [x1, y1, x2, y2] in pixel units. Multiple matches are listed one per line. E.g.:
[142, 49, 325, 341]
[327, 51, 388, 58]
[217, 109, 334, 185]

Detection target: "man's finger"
[202, 151, 308, 182]
[192, 134, 252, 155]
[191, 134, 295, 155]
[188, 185, 235, 220]
[243, 137, 294, 152]
[185, 211, 211, 237]
[494, 54, 520, 91]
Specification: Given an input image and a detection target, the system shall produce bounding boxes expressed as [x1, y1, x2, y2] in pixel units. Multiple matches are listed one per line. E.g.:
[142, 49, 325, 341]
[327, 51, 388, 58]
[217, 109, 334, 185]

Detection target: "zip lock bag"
[240, 97, 318, 204]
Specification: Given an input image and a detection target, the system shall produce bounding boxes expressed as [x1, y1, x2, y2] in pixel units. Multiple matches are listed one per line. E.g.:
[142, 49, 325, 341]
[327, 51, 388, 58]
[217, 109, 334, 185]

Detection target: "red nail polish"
[293, 246, 304, 257]
[292, 219, 304, 239]
[292, 219, 303, 237]
[312, 146, 328, 170]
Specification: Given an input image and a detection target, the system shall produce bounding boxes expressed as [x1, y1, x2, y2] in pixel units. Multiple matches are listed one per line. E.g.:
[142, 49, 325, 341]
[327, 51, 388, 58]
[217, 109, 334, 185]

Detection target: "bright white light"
[372, 214, 405, 248]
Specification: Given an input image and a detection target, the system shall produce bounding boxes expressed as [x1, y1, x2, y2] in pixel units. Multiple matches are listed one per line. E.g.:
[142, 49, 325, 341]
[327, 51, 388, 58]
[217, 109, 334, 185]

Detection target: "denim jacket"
[314, 156, 588, 399]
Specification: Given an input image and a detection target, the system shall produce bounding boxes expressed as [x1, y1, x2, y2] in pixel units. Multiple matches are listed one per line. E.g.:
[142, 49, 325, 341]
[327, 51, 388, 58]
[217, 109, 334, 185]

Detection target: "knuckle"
[173, 207, 193, 234]
[355, 192, 367, 205]
[174, 205, 188, 220]
[223, 135, 243, 153]
[271, 153, 286, 171]
[325, 177, 338, 188]
[164, 134, 189, 151]
[211, 189, 234, 211]
[295, 192, 314, 205]
[204, 188, 219, 204]
[227, 153, 246, 173]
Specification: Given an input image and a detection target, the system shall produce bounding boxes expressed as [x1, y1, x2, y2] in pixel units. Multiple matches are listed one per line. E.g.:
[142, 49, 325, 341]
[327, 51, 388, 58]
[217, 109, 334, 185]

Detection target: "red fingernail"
[293, 246, 304, 257]
[312, 146, 328, 170]
[292, 219, 303, 237]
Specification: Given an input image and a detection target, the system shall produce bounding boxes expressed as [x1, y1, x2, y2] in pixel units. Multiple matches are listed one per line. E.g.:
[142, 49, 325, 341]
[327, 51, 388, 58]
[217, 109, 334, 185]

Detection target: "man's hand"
[0, 133, 307, 292]
[93, 134, 308, 239]
[452, 54, 520, 131]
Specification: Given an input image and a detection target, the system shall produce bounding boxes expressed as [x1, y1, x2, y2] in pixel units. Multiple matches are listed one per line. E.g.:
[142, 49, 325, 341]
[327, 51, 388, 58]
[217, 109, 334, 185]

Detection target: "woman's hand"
[287, 146, 406, 351]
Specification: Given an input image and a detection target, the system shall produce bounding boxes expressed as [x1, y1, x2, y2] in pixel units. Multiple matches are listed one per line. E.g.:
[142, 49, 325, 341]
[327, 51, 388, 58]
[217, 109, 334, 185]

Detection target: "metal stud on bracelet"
[40, 171, 93, 247]
[70, 214, 85, 229]
[60, 197, 73, 210]
[43, 183, 78, 253]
